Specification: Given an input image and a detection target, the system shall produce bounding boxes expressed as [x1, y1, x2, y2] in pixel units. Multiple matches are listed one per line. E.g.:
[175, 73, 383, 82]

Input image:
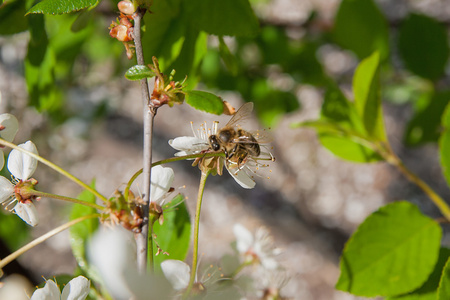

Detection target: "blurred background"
[1, 0, 450, 298]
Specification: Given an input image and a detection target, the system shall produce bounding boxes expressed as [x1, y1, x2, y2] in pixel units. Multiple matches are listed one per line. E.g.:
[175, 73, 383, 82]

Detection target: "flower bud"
[118, 0, 136, 15]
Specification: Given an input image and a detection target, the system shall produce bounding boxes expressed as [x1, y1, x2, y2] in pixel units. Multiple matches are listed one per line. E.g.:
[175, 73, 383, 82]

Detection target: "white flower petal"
[7, 141, 38, 180]
[150, 165, 174, 203]
[227, 168, 256, 189]
[30, 279, 60, 300]
[88, 226, 136, 300]
[0, 113, 19, 142]
[14, 202, 39, 226]
[61, 276, 90, 300]
[233, 224, 254, 254]
[260, 257, 279, 270]
[161, 260, 190, 291]
[169, 137, 209, 154]
[0, 176, 14, 203]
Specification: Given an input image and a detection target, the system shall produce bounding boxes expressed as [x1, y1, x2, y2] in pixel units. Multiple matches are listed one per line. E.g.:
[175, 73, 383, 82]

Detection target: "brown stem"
[133, 6, 156, 274]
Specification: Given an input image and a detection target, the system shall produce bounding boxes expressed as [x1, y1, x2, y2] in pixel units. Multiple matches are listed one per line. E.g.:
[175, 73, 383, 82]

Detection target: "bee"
[208, 102, 271, 169]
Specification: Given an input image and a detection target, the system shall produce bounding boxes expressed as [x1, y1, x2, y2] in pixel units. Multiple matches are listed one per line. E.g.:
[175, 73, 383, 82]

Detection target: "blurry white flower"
[150, 165, 174, 206]
[30, 276, 90, 300]
[168, 123, 256, 189]
[161, 259, 190, 291]
[0, 113, 19, 170]
[233, 224, 281, 270]
[0, 141, 39, 226]
[88, 226, 171, 300]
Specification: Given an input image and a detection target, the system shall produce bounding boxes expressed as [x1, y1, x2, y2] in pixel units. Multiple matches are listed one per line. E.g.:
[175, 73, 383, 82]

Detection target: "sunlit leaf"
[438, 256, 450, 300]
[388, 248, 450, 300]
[337, 201, 442, 297]
[439, 102, 450, 189]
[353, 51, 387, 141]
[125, 65, 156, 80]
[27, 0, 98, 15]
[185, 90, 224, 115]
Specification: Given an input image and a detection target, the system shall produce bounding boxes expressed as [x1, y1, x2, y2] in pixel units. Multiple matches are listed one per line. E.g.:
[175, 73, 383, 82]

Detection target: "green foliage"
[387, 248, 450, 300]
[0, 0, 28, 35]
[69, 181, 100, 282]
[398, 13, 449, 81]
[439, 102, 450, 189]
[185, 90, 225, 115]
[295, 53, 386, 163]
[332, 0, 389, 60]
[27, 0, 99, 15]
[186, 0, 259, 37]
[438, 257, 450, 300]
[353, 51, 386, 141]
[152, 194, 191, 273]
[336, 201, 442, 297]
[405, 90, 450, 146]
[125, 65, 157, 80]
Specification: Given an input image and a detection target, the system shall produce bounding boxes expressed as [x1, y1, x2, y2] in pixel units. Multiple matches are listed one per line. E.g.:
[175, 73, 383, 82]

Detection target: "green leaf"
[332, 0, 389, 60]
[186, 0, 259, 36]
[27, 0, 98, 15]
[388, 248, 450, 300]
[152, 195, 191, 273]
[125, 65, 157, 81]
[353, 51, 387, 141]
[439, 102, 450, 188]
[185, 90, 224, 115]
[398, 13, 449, 81]
[218, 36, 239, 76]
[69, 180, 100, 282]
[317, 87, 382, 162]
[336, 201, 442, 297]
[404, 90, 450, 146]
[438, 256, 450, 300]
[0, 0, 28, 35]
[141, 0, 185, 70]
[25, 14, 61, 112]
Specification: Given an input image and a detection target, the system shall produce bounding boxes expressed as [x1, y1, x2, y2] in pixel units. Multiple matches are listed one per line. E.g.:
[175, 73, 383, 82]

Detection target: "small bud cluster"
[150, 57, 186, 108]
[109, 1, 137, 59]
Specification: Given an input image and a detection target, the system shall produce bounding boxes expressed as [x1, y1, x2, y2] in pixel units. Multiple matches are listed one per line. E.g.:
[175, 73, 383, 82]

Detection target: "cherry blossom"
[30, 276, 90, 300]
[0, 141, 39, 226]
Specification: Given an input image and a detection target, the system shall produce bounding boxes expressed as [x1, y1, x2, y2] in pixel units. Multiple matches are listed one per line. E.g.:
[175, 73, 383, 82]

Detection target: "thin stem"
[0, 214, 100, 269]
[0, 139, 107, 203]
[184, 170, 210, 297]
[30, 190, 105, 211]
[386, 150, 450, 220]
[133, 6, 156, 274]
[230, 261, 252, 278]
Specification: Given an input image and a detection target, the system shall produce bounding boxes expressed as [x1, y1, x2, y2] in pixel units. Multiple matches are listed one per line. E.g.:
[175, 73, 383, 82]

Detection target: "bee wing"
[225, 102, 254, 128]
[249, 129, 273, 144]
[230, 129, 272, 144]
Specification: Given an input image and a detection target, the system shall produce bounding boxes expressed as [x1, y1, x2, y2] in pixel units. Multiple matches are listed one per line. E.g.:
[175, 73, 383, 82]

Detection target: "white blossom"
[161, 259, 190, 291]
[233, 224, 282, 270]
[0, 113, 19, 170]
[88, 226, 171, 300]
[30, 276, 90, 300]
[150, 165, 174, 206]
[0, 141, 39, 226]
